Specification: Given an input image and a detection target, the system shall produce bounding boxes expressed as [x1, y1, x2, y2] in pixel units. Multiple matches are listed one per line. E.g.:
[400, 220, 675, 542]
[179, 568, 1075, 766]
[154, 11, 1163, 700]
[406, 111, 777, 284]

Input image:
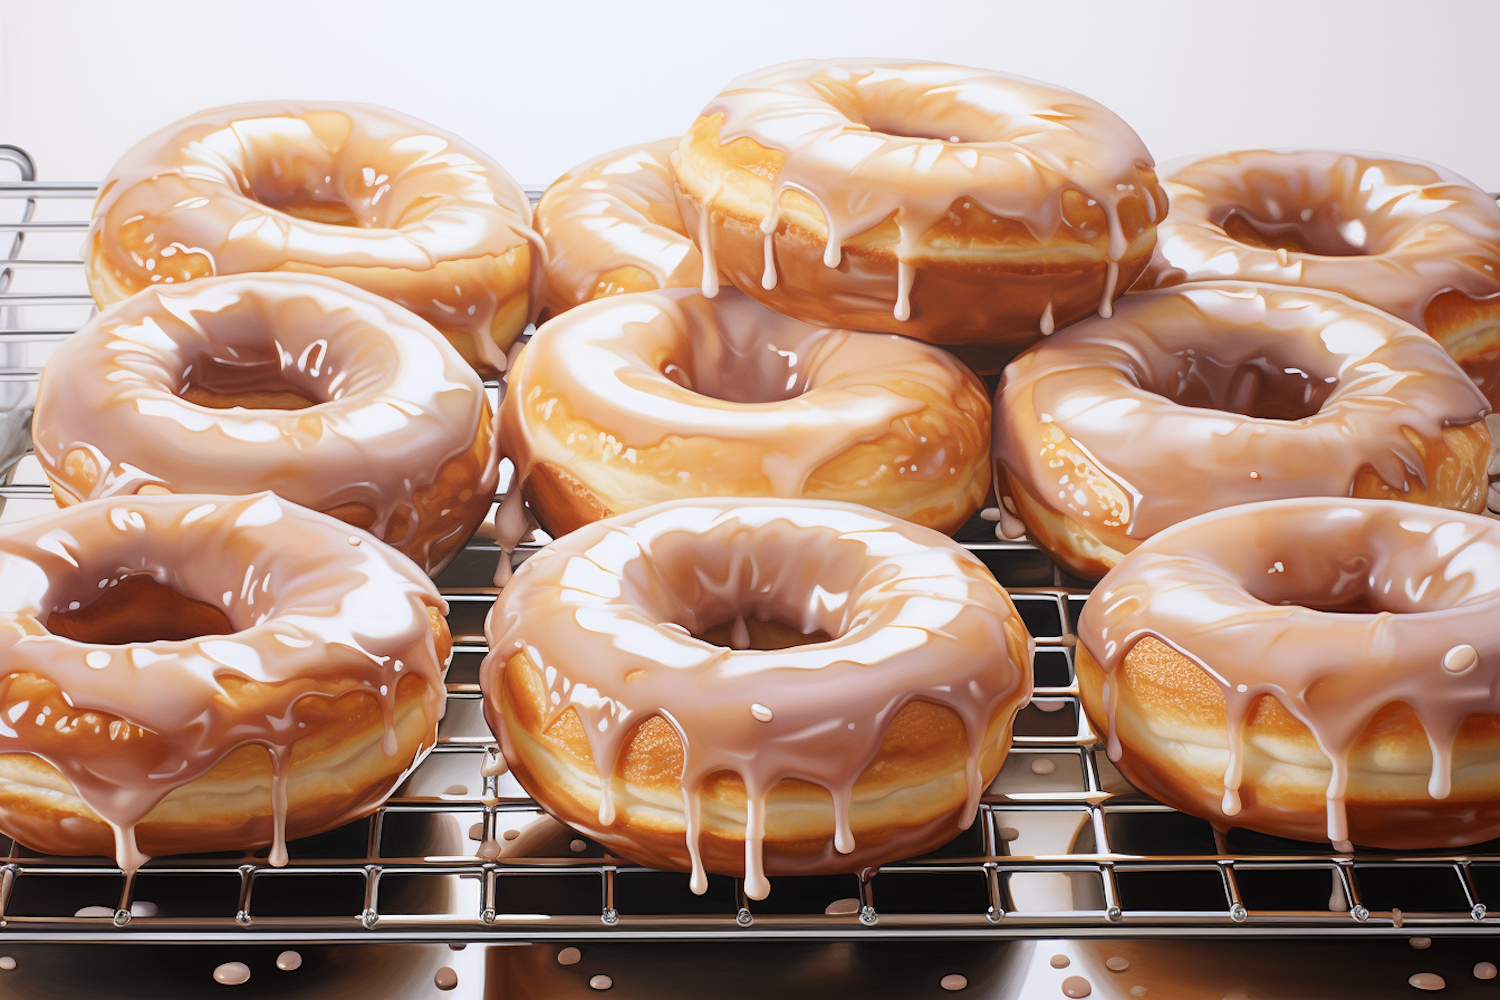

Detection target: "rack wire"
[1, 153, 1499, 945]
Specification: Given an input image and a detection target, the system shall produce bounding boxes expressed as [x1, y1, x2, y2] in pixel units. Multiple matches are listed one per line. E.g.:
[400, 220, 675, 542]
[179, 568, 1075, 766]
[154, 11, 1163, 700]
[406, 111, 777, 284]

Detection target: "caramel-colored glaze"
[994, 281, 1492, 579]
[33, 273, 497, 576]
[0, 493, 450, 872]
[1144, 149, 1500, 405]
[1077, 498, 1500, 848]
[671, 60, 1165, 359]
[534, 139, 706, 322]
[498, 287, 992, 547]
[481, 499, 1032, 898]
[85, 101, 543, 376]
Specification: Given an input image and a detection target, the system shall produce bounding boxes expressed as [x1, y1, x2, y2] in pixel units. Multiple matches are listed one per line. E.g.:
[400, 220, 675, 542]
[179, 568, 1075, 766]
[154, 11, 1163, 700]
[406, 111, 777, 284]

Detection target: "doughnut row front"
[1, 55, 1496, 898]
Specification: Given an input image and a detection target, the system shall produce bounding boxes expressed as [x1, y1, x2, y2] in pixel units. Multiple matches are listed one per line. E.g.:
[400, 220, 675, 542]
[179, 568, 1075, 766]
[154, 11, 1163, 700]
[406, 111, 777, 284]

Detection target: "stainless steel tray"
[0, 149, 1497, 945]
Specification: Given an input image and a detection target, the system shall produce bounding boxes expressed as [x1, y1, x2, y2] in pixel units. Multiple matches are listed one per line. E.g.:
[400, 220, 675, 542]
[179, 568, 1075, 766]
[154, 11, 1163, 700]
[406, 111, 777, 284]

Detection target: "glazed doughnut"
[481, 498, 1032, 897]
[994, 281, 1492, 579]
[1145, 149, 1500, 405]
[498, 286, 991, 545]
[672, 59, 1166, 367]
[0, 492, 450, 873]
[1077, 497, 1500, 849]
[85, 101, 544, 374]
[32, 272, 497, 576]
[534, 139, 705, 322]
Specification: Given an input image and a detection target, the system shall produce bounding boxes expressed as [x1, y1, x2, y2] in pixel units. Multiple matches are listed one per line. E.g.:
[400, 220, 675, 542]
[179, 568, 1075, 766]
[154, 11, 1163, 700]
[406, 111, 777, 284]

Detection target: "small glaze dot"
[213, 962, 250, 985]
[1031, 758, 1056, 775]
[448, 943, 466, 951]
[1410, 937, 1433, 950]
[999, 827, 1020, 842]
[1050, 954, 1070, 968]
[276, 951, 301, 971]
[1106, 956, 1130, 972]
[0, 957, 14, 971]
[1444, 644, 1478, 675]
[558, 947, 581, 966]
[570, 839, 587, 852]
[1130, 989, 1146, 997]
[750, 703, 773, 723]
[940, 973, 968, 990]
[468, 823, 484, 840]
[1476, 962, 1497, 980]
[503, 829, 520, 841]
[1409, 972, 1445, 991]
[347, 535, 361, 546]
[444, 784, 468, 796]
[825, 898, 860, 915]
[85, 651, 111, 669]
[590, 974, 613, 990]
[1061, 975, 1092, 997]
[434, 967, 459, 991]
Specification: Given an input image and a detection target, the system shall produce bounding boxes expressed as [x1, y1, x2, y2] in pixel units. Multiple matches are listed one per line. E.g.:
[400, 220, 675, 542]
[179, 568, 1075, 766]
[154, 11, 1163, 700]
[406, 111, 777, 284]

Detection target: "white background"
[2, 0, 1498, 189]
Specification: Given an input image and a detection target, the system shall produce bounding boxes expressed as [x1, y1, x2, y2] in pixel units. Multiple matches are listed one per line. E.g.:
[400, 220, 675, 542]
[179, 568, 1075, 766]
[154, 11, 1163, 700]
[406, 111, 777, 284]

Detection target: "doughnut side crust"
[490, 630, 1023, 876]
[674, 115, 1162, 351]
[514, 367, 991, 538]
[0, 670, 441, 859]
[1078, 639, 1500, 848]
[502, 289, 993, 539]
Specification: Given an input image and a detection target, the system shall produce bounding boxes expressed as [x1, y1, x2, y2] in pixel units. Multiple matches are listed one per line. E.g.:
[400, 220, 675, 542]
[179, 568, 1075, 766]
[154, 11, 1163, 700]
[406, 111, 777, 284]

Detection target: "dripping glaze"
[673, 58, 1164, 347]
[1078, 498, 1500, 848]
[0, 493, 449, 875]
[481, 499, 1032, 899]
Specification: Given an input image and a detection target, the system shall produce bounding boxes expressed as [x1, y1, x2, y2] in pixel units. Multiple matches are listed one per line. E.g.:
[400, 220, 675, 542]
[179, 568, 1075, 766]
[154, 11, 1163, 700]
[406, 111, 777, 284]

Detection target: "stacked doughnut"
[483, 58, 1185, 892]
[992, 148, 1500, 848]
[4, 101, 547, 869]
[18, 57, 1500, 893]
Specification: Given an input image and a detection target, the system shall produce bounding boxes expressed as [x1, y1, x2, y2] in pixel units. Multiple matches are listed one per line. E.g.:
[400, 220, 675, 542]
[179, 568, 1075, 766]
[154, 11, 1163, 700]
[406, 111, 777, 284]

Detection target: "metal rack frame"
[1, 156, 1499, 945]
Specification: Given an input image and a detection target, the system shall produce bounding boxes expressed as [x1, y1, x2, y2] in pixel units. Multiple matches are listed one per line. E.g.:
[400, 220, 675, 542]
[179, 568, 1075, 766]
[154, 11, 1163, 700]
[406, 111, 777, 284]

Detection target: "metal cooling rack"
[1, 152, 1499, 945]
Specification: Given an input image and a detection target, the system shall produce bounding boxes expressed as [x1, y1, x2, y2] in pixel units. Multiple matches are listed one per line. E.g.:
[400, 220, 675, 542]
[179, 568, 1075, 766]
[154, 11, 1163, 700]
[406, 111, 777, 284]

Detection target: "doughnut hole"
[1207, 168, 1393, 259]
[1078, 637, 1500, 848]
[695, 617, 831, 650]
[46, 574, 234, 644]
[1131, 340, 1342, 422]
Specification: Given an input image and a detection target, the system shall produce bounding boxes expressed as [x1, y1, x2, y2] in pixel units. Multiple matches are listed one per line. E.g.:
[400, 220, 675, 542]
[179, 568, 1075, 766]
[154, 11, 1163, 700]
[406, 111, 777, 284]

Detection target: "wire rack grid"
[0, 153, 1498, 945]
